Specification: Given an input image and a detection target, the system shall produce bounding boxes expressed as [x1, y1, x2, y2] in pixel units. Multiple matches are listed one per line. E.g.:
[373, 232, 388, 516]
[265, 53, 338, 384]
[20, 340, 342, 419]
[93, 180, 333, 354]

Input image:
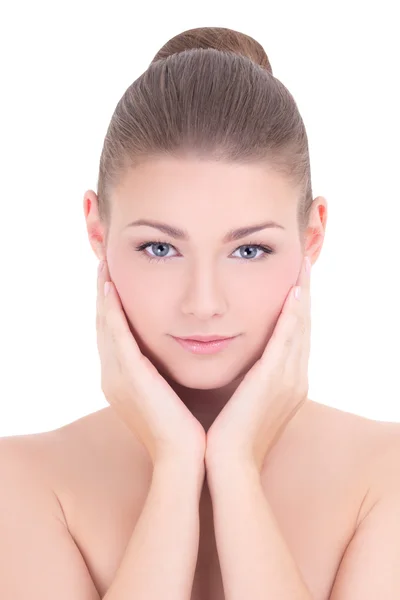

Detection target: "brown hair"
[96, 27, 313, 245]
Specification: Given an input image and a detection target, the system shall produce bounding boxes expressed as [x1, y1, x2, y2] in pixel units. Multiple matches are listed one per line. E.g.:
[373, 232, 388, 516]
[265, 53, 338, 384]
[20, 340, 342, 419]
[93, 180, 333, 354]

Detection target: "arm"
[0, 438, 204, 600]
[328, 492, 400, 598]
[104, 456, 205, 600]
[0, 438, 101, 599]
[328, 440, 400, 600]
[206, 460, 312, 600]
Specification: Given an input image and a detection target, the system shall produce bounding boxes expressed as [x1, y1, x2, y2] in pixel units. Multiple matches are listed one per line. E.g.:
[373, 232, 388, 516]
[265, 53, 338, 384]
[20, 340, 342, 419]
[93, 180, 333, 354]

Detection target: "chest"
[61, 454, 361, 600]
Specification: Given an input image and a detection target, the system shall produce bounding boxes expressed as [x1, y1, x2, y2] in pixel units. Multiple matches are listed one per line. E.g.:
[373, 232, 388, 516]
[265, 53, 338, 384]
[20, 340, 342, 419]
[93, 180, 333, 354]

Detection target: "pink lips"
[172, 336, 238, 355]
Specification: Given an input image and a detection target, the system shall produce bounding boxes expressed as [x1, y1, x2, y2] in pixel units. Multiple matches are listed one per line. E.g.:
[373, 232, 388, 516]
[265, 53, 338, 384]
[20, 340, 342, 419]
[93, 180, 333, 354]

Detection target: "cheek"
[258, 255, 300, 301]
[107, 253, 173, 342]
[106, 251, 147, 325]
[248, 255, 301, 330]
[107, 246, 301, 329]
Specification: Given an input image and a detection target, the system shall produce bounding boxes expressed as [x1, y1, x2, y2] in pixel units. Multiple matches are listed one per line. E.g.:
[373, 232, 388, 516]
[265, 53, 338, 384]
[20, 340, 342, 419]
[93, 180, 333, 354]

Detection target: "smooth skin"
[205, 255, 311, 473]
[85, 158, 326, 433]
[2, 159, 400, 599]
[96, 257, 206, 465]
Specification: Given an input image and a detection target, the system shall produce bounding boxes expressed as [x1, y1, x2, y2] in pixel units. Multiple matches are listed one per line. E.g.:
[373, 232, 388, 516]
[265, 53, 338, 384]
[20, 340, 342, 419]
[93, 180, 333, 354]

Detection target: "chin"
[151, 350, 252, 391]
[163, 362, 238, 389]
[137, 334, 259, 389]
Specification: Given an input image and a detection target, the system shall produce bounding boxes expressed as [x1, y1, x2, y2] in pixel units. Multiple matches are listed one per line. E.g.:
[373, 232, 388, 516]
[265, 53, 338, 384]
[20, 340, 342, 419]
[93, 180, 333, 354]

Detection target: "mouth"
[174, 334, 238, 342]
[171, 335, 239, 355]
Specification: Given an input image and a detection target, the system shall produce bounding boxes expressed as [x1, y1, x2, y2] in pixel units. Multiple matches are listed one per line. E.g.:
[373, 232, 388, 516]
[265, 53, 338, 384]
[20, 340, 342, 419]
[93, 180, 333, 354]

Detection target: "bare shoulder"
[0, 432, 66, 520]
[303, 399, 400, 515]
[0, 424, 110, 598]
[0, 407, 148, 519]
[306, 404, 400, 598]
[305, 398, 400, 442]
[3, 400, 400, 521]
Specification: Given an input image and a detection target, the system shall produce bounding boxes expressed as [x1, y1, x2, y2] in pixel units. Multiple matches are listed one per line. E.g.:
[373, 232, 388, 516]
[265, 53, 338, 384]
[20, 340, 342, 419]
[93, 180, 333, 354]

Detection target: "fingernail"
[305, 256, 311, 274]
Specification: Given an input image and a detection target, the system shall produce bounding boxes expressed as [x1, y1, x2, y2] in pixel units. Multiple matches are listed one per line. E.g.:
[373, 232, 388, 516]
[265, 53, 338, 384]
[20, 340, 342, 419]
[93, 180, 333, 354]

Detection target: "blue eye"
[134, 241, 275, 263]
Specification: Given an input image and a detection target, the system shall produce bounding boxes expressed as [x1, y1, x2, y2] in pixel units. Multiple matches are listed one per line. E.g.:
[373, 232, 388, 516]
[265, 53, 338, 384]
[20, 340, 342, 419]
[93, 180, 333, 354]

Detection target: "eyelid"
[134, 238, 274, 252]
[134, 239, 275, 261]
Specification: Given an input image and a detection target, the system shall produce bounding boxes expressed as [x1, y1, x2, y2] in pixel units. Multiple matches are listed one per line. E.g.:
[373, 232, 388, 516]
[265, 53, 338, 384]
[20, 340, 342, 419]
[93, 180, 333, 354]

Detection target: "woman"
[2, 26, 400, 600]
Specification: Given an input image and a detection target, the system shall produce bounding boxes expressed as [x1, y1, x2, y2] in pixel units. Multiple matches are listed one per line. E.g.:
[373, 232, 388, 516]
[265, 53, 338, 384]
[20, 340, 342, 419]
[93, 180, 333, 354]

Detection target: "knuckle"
[284, 335, 293, 350]
[297, 314, 306, 335]
[109, 327, 119, 346]
[270, 359, 284, 380]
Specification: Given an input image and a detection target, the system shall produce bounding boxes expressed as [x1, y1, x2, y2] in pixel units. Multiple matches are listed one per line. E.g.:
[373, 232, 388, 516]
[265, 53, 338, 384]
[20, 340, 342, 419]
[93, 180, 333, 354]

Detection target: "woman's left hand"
[206, 255, 312, 473]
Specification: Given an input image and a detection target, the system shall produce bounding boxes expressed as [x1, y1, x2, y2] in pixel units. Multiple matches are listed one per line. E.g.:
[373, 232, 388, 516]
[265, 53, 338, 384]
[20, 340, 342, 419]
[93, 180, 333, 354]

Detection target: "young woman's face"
[104, 158, 305, 389]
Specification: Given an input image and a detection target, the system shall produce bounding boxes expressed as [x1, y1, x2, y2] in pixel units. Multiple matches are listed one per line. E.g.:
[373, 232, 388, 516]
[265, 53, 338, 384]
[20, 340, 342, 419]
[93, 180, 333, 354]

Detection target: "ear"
[83, 190, 107, 261]
[303, 196, 328, 265]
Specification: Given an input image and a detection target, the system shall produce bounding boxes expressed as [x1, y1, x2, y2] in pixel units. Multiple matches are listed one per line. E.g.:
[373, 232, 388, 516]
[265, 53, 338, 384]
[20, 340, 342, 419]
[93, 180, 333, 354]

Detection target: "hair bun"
[151, 27, 272, 74]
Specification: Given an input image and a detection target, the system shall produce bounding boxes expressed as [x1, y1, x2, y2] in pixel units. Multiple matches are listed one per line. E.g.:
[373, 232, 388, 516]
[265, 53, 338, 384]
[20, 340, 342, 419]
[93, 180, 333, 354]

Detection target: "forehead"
[111, 158, 298, 227]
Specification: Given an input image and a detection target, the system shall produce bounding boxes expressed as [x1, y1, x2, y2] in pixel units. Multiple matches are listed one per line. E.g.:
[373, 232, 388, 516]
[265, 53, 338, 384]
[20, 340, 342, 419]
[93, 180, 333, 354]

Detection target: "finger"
[284, 258, 312, 384]
[96, 260, 121, 330]
[258, 287, 296, 372]
[282, 257, 311, 352]
[260, 258, 310, 366]
[96, 260, 108, 354]
[295, 255, 311, 289]
[96, 259, 115, 321]
[96, 260, 112, 354]
[97, 262, 143, 361]
[297, 258, 312, 388]
[294, 256, 311, 337]
[96, 259, 107, 316]
[289, 256, 311, 332]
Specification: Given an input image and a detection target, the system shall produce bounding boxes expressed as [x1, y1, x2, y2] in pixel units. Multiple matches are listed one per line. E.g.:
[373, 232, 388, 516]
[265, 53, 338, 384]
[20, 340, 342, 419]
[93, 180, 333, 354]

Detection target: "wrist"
[154, 438, 206, 469]
[206, 454, 260, 484]
[154, 454, 206, 496]
[154, 452, 205, 476]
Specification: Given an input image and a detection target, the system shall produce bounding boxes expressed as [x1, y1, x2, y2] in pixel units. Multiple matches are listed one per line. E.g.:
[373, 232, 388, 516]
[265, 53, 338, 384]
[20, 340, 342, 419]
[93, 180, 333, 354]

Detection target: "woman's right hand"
[96, 259, 206, 466]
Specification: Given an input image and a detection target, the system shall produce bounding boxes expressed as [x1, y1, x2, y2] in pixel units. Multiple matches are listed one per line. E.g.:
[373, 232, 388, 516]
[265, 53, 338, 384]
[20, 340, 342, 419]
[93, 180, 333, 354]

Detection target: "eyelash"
[133, 240, 275, 264]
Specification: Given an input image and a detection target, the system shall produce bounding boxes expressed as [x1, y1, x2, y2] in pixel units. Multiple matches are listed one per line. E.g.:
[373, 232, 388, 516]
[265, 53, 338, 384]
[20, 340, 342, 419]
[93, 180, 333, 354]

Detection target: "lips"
[176, 335, 236, 342]
[172, 335, 238, 355]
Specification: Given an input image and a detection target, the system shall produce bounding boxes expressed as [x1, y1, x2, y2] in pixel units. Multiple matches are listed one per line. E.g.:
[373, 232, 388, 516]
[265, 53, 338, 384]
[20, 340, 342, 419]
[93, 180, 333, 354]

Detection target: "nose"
[180, 265, 228, 319]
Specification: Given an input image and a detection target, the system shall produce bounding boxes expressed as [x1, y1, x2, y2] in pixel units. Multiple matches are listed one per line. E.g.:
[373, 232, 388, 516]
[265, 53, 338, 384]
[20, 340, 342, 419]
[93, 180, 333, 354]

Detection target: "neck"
[163, 374, 245, 432]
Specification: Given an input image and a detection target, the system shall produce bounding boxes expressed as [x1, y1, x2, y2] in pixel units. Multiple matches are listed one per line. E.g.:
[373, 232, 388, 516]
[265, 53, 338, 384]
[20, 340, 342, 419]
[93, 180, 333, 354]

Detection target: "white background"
[1, 1, 399, 437]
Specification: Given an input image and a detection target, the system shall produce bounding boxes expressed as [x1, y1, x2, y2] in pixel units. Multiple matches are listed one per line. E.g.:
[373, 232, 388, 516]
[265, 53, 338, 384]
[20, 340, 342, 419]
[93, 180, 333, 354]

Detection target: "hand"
[96, 259, 206, 465]
[206, 255, 311, 472]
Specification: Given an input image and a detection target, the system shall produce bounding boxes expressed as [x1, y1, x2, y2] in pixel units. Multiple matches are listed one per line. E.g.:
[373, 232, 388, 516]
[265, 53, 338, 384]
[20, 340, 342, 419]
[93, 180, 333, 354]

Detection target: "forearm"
[207, 461, 312, 600]
[104, 458, 205, 600]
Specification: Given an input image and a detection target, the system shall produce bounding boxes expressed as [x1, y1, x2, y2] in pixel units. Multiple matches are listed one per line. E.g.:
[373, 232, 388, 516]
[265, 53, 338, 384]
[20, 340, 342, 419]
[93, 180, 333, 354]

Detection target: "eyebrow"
[125, 218, 285, 242]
